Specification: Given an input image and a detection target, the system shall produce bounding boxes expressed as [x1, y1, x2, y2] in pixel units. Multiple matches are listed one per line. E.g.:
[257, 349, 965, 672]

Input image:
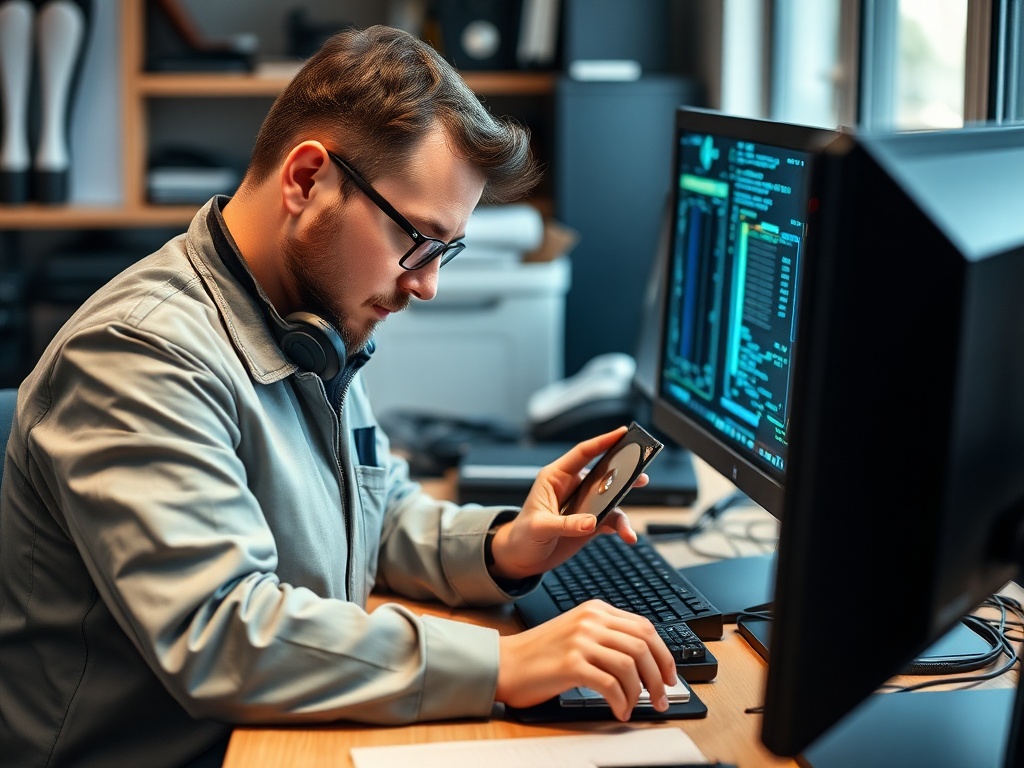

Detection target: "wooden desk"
[223, 457, 1016, 768]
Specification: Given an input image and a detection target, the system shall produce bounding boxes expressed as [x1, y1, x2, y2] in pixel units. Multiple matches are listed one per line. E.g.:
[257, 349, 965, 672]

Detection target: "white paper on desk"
[350, 726, 708, 768]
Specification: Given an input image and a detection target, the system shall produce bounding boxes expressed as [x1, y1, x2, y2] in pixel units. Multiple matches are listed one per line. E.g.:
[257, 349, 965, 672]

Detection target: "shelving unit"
[0, 0, 557, 231]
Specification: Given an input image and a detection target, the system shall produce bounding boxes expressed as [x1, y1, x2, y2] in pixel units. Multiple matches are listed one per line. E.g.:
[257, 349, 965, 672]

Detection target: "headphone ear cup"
[279, 311, 346, 379]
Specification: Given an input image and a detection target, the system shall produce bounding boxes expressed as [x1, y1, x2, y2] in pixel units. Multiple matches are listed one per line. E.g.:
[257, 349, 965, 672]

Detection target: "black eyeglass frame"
[327, 151, 466, 270]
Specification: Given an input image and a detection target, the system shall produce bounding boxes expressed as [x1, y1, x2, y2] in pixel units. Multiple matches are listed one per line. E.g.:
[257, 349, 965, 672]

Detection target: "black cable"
[884, 639, 1017, 693]
[900, 615, 1006, 675]
[665, 512, 777, 561]
[646, 490, 753, 538]
[741, 594, 1023, 715]
[646, 490, 777, 563]
[736, 608, 774, 623]
[888, 594, 1024, 691]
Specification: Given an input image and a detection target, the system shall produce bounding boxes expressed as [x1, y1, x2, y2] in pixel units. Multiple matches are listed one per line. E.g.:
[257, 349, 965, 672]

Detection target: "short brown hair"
[244, 25, 541, 205]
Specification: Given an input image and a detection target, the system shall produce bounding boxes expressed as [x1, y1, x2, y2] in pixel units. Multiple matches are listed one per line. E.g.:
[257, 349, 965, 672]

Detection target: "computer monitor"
[761, 123, 1024, 763]
[652, 107, 837, 516]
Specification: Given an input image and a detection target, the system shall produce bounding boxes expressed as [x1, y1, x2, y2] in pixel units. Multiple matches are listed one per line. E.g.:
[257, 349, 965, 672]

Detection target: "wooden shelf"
[0, 204, 199, 230]
[137, 72, 294, 98]
[463, 71, 558, 95]
[137, 70, 557, 98]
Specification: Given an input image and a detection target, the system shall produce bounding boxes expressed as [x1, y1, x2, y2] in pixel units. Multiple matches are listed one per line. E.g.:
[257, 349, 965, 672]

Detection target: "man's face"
[282, 128, 486, 354]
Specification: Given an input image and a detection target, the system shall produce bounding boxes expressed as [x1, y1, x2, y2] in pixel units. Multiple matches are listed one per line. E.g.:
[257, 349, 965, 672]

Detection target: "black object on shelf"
[556, 75, 702, 376]
[146, 51, 253, 73]
[377, 408, 524, 478]
[145, 0, 256, 73]
[286, 7, 354, 59]
[147, 146, 241, 205]
[435, 0, 523, 71]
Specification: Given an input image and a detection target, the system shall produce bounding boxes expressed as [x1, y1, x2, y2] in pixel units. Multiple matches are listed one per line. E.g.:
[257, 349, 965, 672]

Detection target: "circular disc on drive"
[575, 441, 642, 518]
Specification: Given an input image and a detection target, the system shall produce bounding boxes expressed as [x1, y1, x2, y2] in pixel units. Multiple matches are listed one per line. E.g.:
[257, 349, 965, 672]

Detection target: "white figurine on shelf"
[33, 0, 90, 203]
[0, 0, 34, 204]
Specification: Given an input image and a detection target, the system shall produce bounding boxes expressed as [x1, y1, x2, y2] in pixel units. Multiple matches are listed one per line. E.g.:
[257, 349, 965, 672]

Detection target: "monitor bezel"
[652, 106, 838, 517]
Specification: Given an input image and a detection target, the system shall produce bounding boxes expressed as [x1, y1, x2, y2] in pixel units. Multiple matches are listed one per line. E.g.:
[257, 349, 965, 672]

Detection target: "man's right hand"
[494, 599, 678, 722]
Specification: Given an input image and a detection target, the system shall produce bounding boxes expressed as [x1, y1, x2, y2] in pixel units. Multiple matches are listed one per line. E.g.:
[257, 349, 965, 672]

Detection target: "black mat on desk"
[800, 688, 1013, 768]
[504, 685, 707, 723]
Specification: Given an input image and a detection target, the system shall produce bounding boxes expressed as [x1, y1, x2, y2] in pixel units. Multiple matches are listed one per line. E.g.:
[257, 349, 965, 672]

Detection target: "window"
[861, 0, 967, 130]
[766, 0, 1023, 131]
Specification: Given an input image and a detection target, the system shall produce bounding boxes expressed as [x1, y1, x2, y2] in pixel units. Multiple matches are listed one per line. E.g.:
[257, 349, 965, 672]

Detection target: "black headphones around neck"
[209, 200, 348, 380]
[272, 310, 347, 380]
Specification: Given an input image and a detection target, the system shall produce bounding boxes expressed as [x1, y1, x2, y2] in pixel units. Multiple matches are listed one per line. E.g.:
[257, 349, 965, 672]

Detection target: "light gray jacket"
[0, 197, 532, 767]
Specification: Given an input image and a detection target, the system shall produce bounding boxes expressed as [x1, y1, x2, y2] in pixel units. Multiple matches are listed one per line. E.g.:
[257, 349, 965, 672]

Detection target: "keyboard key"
[536, 535, 724, 641]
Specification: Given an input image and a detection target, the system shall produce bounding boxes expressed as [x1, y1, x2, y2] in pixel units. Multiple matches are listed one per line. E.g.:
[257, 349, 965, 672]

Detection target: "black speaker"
[436, 0, 522, 71]
[555, 75, 700, 376]
[562, 0, 669, 72]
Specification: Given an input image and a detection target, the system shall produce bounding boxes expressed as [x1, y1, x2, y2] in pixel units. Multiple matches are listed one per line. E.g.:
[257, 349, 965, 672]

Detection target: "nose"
[398, 260, 440, 301]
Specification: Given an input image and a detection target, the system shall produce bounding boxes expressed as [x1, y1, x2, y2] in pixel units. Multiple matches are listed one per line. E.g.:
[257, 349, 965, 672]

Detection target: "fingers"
[495, 599, 677, 722]
[524, 426, 631, 514]
[559, 507, 636, 541]
[507, 426, 640, 576]
[579, 604, 676, 718]
[563, 603, 677, 721]
[601, 508, 638, 544]
[550, 426, 629, 482]
[559, 511, 599, 536]
[631, 471, 651, 489]
[540, 504, 637, 541]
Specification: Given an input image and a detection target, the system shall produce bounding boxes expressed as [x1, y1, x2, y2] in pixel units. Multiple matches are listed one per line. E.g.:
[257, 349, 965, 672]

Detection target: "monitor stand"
[800, 687, 1013, 768]
[678, 552, 776, 658]
[678, 552, 776, 616]
[763, 622, 1016, 766]
[736, 613, 773, 659]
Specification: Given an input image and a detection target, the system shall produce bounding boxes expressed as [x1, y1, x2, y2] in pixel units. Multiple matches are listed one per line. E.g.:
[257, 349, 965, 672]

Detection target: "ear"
[280, 142, 333, 216]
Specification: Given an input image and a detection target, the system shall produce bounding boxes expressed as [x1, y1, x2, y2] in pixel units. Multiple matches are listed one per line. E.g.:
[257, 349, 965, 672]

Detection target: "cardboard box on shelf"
[524, 219, 579, 263]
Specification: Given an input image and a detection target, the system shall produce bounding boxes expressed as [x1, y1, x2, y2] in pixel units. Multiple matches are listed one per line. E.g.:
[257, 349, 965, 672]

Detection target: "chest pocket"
[352, 464, 386, 602]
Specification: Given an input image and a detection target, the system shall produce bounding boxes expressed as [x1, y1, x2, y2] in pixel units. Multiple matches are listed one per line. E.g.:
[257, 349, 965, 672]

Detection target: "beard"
[282, 204, 410, 354]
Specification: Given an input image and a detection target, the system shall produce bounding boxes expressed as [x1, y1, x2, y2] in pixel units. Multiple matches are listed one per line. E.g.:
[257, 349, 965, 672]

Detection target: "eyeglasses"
[327, 152, 466, 270]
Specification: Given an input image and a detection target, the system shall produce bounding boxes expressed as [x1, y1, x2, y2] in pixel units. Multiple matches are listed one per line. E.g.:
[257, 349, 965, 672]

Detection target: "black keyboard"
[515, 535, 723, 681]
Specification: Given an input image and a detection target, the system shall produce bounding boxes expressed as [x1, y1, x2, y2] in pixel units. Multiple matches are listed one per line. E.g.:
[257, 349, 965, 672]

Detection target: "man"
[0, 26, 676, 767]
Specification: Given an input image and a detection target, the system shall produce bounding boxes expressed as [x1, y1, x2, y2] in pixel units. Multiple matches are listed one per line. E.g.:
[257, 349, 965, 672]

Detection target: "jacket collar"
[185, 196, 376, 388]
[184, 196, 299, 385]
